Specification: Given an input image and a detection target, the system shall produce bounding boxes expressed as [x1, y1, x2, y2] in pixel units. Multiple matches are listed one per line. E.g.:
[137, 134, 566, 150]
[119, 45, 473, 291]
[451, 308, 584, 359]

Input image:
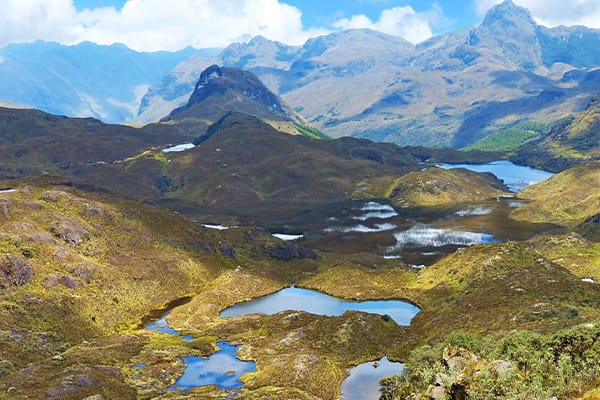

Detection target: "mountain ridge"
[138, 1, 600, 148]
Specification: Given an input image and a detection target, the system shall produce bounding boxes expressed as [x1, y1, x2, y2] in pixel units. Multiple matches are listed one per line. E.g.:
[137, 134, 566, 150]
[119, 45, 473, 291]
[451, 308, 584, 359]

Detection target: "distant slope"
[0, 107, 192, 177]
[511, 93, 600, 171]
[0, 41, 209, 123]
[353, 167, 507, 207]
[511, 161, 600, 226]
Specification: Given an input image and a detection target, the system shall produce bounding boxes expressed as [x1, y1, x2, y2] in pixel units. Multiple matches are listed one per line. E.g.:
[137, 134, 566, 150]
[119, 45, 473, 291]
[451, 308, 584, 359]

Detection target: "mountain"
[162, 65, 304, 135]
[511, 93, 600, 171]
[0, 41, 211, 123]
[0, 107, 501, 229]
[0, 106, 193, 178]
[139, 1, 600, 148]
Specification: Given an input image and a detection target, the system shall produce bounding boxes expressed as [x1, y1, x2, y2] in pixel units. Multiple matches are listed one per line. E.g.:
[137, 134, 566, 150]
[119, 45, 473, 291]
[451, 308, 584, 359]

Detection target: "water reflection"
[439, 160, 554, 192]
[389, 224, 496, 248]
[169, 342, 256, 391]
[341, 356, 404, 400]
[220, 287, 420, 326]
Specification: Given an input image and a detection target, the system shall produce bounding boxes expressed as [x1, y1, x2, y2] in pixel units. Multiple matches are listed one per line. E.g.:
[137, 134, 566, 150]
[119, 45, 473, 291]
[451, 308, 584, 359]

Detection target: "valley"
[0, 1, 599, 399]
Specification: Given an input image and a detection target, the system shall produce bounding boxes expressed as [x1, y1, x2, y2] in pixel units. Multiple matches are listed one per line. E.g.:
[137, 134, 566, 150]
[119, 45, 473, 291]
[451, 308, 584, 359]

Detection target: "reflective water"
[389, 224, 496, 248]
[143, 302, 254, 390]
[163, 143, 195, 153]
[439, 160, 554, 192]
[341, 357, 404, 400]
[169, 342, 256, 391]
[220, 287, 420, 326]
[308, 195, 556, 265]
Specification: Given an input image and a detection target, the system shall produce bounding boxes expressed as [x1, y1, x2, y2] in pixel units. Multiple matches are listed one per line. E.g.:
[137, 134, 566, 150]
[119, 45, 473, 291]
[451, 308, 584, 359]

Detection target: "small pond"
[341, 356, 404, 400]
[220, 287, 420, 326]
[143, 304, 255, 391]
[169, 342, 256, 391]
[439, 160, 554, 192]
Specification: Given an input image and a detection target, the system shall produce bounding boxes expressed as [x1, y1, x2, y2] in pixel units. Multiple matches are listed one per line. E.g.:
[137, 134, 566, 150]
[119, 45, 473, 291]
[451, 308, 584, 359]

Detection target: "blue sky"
[1, 0, 599, 52]
[73, 0, 480, 34]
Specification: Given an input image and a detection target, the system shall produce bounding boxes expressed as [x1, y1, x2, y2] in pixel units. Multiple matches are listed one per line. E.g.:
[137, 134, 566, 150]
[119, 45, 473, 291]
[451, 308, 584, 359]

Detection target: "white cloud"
[0, 0, 328, 51]
[475, 0, 600, 29]
[332, 5, 434, 44]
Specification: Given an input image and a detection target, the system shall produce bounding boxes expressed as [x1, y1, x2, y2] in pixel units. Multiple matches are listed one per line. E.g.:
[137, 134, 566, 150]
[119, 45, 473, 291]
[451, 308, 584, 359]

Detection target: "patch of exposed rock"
[265, 242, 317, 260]
[0, 254, 33, 288]
[426, 345, 516, 400]
[50, 218, 90, 246]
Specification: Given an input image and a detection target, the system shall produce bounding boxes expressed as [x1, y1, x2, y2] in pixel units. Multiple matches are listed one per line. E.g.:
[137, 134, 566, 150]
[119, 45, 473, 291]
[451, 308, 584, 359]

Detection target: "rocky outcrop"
[266, 242, 317, 260]
[219, 242, 236, 258]
[0, 254, 33, 288]
[50, 219, 90, 246]
[426, 345, 516, 400]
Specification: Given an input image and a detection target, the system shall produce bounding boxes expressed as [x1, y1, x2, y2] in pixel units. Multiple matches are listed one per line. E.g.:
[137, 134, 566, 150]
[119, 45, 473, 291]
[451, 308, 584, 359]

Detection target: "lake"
[220, 286, 420, 326]
[439, 160, 554, 192]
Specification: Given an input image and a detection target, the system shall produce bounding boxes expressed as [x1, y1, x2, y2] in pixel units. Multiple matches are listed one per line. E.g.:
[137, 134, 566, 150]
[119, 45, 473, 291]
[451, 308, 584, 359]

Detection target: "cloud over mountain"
[0, 0, 441, 51]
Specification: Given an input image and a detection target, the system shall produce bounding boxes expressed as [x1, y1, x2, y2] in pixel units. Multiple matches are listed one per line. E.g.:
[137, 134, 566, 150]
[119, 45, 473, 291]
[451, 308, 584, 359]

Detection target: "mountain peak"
[163, 65, 299, 133]
[482, 0, 537, 29]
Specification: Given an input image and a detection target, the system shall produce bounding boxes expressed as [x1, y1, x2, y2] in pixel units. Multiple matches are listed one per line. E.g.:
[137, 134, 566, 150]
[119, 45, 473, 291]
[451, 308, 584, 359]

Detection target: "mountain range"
[138, 0, 600, 148]
[1, 1, 600, 397]
[0, 41, 211, 123]
[1, 1, 599, 149]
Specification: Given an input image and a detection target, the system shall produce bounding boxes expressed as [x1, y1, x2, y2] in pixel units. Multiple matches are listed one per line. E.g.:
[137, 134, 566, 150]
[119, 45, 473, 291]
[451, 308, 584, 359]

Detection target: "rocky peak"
[467, 0, 542, 69]
[164, 65, 296, 127]
[481, 0, 537, 30]
[194, 64, 224, 90]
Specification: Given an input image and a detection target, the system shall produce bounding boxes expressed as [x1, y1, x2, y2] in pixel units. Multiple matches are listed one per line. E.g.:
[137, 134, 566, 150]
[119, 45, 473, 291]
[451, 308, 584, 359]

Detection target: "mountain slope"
[511, 161, 600, 226]
[0, 41, 207, 123]
[0, 106, 193, 177]
[511, 93, 600, 171]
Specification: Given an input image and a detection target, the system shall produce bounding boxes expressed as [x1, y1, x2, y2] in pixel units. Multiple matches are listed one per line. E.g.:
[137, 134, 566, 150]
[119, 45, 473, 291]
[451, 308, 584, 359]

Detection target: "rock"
[22, 201, 42, 209]
[27, 232, 54, 243]
[40, 190, 70, 202]
[50, 219, 89, 245]
[0, 254, 34, 288]
[266, 242, 318, 260]
[59, 276, 82, 289]
[82, 395, 105, 400]
[198, 238, 215, 253]
[53, 246, 71, 261]
[426, 384, 446, 400]
[219, 242, 236, 258]
[0, 197, 12, 218]
[434, 372, 450, 386]
[71, 266, 93, 283]
[443, 345, 479, 374]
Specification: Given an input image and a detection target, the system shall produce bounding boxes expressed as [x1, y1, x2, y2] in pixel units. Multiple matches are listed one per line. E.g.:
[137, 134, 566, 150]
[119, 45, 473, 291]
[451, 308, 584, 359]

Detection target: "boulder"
[50, 219, 89, 245]
[219, 242, 236, 258]
[443, 344, 479, 374]
[0, 255, 33, 288]
[266, 242, 317, 260]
